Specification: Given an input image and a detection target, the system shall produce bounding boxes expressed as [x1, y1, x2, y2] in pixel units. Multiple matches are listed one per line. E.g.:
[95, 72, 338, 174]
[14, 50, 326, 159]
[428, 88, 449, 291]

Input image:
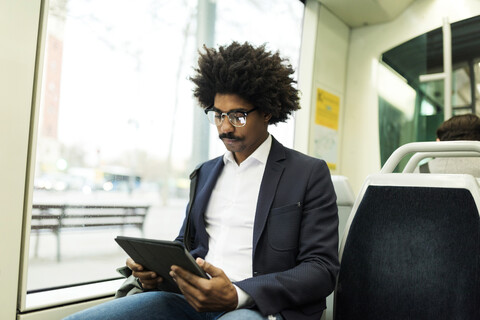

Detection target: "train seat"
[322, 176, 355, 320]
[333, 141, 480, 320]
[331, 175, 356, 242]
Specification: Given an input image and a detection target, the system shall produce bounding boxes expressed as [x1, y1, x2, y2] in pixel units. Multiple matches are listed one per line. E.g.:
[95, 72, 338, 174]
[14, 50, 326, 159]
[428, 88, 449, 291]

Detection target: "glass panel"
[28, 0, 304, 293]
[377, 64, 417, 169]
[475, 59, 480, 111]
[452, 65, 472, 108]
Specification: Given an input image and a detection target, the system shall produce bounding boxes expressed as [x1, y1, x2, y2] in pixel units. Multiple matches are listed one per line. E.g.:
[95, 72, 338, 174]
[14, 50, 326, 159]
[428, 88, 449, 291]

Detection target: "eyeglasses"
[205, 107, 258, 127]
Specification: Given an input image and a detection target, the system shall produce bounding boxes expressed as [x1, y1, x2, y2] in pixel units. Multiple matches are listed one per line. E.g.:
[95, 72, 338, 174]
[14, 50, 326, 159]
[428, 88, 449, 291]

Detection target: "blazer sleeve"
[235, 159, 339, 316]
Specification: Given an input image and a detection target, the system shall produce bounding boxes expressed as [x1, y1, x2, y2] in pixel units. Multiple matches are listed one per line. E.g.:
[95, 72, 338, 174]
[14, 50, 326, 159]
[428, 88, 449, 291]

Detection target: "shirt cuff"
[233, 284, 254, 309]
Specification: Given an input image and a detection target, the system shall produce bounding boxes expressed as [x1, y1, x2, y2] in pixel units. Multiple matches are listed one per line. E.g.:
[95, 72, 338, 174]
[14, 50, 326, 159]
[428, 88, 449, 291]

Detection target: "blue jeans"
[63, 291, 284, 320]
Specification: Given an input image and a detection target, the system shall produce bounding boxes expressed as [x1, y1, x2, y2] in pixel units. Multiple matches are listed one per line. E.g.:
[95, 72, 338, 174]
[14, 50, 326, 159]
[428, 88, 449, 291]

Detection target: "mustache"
[219, 133, 242, 141]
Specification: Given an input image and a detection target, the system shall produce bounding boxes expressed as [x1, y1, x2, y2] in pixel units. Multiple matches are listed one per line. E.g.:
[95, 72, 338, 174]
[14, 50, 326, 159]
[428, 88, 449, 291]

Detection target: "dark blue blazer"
[176, 137, 339, 320]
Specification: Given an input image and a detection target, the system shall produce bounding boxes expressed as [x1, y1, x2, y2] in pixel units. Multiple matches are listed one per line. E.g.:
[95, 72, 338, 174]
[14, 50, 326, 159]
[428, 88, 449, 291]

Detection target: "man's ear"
[264, 113, 272, 123]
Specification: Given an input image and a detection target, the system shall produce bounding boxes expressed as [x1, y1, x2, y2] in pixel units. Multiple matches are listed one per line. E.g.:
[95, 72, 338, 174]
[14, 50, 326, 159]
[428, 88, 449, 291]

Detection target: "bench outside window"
[31, 204, 150, 261]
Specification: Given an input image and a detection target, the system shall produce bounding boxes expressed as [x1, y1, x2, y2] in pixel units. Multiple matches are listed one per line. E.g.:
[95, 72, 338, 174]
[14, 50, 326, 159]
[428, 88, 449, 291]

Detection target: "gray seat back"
[334, 174, 480, 320]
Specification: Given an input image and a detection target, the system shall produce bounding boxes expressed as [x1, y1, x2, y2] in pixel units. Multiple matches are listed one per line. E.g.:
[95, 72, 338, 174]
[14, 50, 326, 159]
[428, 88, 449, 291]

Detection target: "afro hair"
[190, 41, 300, 125]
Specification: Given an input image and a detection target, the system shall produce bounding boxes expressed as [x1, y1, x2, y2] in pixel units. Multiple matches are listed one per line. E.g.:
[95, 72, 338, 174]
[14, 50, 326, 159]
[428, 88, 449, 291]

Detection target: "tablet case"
[115, 235, 208, 294]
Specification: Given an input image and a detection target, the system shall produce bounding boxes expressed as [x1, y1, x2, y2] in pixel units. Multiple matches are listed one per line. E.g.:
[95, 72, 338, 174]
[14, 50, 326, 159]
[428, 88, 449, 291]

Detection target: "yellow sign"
[315, 88, 340, 130]
[326, 162, 336, 170]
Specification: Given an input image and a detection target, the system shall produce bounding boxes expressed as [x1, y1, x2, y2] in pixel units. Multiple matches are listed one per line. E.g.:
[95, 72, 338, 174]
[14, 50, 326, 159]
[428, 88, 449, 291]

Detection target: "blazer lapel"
[190, 157, 224, 245]
[194, 157, 224, 218]
[252, 137, 286, 257]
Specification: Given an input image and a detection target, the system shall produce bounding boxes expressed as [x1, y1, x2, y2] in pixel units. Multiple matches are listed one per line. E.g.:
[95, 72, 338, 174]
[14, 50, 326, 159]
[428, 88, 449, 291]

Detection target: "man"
[417, 113, 480, 177]
[65, 42, 339, 320]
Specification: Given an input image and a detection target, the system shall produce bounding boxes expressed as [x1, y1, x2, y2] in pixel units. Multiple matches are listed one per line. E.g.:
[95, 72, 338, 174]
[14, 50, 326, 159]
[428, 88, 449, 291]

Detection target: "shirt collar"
[223, 134, 272, 166]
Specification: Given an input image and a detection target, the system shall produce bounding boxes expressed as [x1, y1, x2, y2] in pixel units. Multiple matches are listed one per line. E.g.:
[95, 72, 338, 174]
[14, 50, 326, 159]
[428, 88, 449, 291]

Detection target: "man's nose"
[219, 115, 234, 133]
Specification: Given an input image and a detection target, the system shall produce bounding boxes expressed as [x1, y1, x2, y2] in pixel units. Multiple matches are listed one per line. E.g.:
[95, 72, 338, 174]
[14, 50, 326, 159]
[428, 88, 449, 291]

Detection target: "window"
[378, 15, 480, 170]
[27, 0, 304, 305]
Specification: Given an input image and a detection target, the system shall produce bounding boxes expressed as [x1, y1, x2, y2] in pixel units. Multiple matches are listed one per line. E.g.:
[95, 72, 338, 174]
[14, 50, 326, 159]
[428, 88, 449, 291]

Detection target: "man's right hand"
[126, 257, 163, 290]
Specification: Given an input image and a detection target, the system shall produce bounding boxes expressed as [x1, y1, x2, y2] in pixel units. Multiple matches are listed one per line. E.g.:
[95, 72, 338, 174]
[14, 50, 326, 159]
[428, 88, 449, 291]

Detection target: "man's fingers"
[139, 276, 163, 290]
[126, 257, 144, 272]
[132, 270, 158, 279]
[196, 258, 223, 277]
[130, 260, 160, 290]
[170, 262, 237, 312]
[170, 270, 206, 311]
[170, 267, 213, 295]
[170, 266, 200, 286]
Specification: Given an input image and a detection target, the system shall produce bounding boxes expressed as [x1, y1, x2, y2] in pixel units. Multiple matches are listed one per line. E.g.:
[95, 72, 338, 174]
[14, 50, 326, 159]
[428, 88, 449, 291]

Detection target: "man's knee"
[63, 291, 187, 320]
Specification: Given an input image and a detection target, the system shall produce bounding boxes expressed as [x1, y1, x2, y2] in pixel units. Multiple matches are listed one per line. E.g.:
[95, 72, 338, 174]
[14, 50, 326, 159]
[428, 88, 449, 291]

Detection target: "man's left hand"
[170, 258, 238, 312]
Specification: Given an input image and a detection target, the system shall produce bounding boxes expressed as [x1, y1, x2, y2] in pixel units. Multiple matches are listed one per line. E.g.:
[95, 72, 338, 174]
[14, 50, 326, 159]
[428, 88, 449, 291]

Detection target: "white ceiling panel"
[318, 0, 416, 27]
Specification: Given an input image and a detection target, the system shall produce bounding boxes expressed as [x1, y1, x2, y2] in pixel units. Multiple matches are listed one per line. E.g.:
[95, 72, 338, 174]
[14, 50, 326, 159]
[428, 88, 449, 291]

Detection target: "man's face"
[213, 93, 271, 164]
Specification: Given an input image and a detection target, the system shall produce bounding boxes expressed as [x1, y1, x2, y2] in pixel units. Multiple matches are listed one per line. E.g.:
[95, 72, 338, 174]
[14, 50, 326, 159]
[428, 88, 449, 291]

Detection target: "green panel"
[378, 97, 415, 172]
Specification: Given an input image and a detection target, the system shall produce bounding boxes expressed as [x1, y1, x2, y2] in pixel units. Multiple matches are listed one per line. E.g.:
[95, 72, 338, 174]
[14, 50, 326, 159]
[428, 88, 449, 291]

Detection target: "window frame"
[12, 0, 309, 317]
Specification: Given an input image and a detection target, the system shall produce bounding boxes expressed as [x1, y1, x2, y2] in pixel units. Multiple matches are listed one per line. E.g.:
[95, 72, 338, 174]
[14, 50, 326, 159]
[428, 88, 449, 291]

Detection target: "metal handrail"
[380, 141, 480, 174]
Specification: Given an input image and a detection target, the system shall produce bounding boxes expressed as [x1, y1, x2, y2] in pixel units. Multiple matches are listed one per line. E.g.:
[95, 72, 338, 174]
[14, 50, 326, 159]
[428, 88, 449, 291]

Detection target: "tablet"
[115, 235, 208, 294]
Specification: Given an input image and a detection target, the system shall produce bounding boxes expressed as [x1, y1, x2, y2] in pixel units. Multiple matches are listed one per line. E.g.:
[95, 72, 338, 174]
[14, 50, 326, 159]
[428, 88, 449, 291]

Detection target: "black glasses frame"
[205, 107, 258, 127]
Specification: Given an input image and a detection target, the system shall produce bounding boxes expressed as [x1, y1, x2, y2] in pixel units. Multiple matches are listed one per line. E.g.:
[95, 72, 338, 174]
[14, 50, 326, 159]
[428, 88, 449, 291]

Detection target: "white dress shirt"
[204, 134, 272, 308]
